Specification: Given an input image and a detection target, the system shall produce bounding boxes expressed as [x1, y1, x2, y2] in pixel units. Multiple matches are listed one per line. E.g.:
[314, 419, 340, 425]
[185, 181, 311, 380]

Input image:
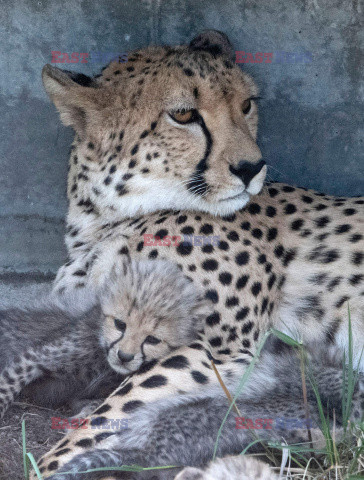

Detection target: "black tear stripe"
[186, 115, 213, 196]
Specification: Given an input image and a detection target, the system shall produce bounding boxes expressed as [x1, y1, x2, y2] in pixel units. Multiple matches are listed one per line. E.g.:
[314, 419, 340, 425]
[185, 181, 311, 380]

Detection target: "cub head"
[98, 257, 212, 375]
[43, 30, 266, 219]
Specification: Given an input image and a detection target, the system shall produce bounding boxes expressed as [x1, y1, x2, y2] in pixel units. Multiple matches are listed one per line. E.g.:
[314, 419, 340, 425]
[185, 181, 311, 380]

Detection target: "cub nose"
[118, 351, 135, 363]
[229, 160, 266, 187]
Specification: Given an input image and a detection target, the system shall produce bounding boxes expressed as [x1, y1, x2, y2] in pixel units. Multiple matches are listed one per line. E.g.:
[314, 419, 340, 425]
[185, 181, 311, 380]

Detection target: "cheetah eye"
[145, 335, 161, 345]
[114, 319, 126, 332]
[242, 99, 252, 115]
[169, 108, 198, 124]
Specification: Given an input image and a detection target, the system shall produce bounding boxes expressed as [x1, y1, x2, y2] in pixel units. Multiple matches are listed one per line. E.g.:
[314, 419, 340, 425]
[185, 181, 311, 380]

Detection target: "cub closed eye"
[242, 99, 252, 115]
[145, 335, 161, 345]
[169, 108, 198, 124]
[114, 319, 126, 332]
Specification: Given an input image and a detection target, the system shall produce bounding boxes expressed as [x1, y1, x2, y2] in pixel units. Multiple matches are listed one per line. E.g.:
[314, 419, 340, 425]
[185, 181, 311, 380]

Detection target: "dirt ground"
[0, 402, 67, 480]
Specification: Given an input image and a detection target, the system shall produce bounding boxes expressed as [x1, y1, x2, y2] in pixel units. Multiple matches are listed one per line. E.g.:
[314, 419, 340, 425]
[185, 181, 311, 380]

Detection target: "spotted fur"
[0, 258, 208, 416]
[35, 30, 364, 478]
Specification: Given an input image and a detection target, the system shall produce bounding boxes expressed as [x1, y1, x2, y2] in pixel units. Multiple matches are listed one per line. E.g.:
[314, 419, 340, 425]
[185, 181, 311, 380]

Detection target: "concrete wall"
[0, 0, 363, 277]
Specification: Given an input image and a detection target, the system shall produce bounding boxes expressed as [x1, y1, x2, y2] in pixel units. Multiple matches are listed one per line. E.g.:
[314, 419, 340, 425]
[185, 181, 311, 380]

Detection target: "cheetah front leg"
[32, 342, 239, 479]
[52, 236, 131, 314]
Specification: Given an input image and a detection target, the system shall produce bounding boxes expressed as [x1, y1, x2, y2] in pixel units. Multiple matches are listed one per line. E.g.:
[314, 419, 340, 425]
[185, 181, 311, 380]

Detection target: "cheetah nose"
[118, 351, 135, 363]
[229, 160, 266, 187]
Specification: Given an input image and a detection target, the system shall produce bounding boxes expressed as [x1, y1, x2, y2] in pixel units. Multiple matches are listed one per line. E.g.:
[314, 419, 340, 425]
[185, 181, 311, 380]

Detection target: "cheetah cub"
[0, 258, 211, 417]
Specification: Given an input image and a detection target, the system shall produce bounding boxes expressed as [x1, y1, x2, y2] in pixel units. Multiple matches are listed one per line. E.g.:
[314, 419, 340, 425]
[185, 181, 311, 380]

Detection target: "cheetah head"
[97, 257, 212, 375]
[42, 30, 266, 219]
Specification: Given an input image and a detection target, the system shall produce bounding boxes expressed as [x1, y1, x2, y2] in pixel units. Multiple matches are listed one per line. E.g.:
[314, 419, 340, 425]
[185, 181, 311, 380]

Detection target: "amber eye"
[242, 99, 252, 115]
[114, 319, 126, 332]
[169, 108, 197, 124]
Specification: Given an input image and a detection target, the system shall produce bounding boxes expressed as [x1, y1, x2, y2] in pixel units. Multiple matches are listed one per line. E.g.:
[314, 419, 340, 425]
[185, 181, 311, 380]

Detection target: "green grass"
[21, 311, 363, 480]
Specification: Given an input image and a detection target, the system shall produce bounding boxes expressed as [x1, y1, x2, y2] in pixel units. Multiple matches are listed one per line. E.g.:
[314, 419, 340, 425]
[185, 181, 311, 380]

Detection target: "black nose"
[118, 351, 135, 363]
[229, 160, 266, 186]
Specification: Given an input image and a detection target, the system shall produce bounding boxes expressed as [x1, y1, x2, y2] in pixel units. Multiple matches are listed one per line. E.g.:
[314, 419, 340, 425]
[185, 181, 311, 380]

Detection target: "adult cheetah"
[34, 30, 363, 478]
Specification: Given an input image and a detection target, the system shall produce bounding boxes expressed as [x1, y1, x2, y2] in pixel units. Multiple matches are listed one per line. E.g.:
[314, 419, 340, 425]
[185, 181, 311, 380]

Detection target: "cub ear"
[189, 29, 234, 58]
[42, 64, 99, 136]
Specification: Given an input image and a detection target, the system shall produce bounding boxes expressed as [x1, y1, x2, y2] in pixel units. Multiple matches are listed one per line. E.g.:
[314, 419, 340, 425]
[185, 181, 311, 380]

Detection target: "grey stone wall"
[0, 0, 363, 277]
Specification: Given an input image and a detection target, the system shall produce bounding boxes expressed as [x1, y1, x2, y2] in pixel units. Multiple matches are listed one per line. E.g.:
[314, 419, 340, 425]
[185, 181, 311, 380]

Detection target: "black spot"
[95, 432, 114, 443]
[283, 248, 297, 266]
[93, 404, 112, 415]
[241, 320, 254, 334]
[114, 383, 133, 396]
[87, 142, 94, 150]
[349, 274, 363, 286]
[116, 184, 128, 196]
[136, 241, 144, 252]
[47, 461, 59, 471]
[136, 360, 159, 375]
[122, 400, 145, 413]
[104, 176, 112, 186]
[291, 219, 304, 230]
[268, 187, 279, 197]
[335, 224, 351, 234]
[200, 224, 213, 235]
[131, 144, 139, 155]
[202, 259, 218, 271]
[251, 282, 262, 296]
[206, 311, 221, 326]
[176, 215, 187, 224]
[227, 231, 239, 241]
[140, 375, 168, 388]
[248, 203, 261, 215]
[282, 185, 295, 192]
[127, 66, 135, 72]
[236, 307, 250, 321]
[267, 228, 278, 241]
[162, 355, 189, 369]
[155, 229, 168, 239]
[236, 275, 249, 290]
[148, 249, 158, 259]
[266, 206, 277, 217]
[191, 370, 208, 384]
[218, 240, 229, 251]
[274, 245, 285, 258]
[202, 244, 214, 253]
[251, 228, 263, 239]
[90, 416, 108, 427]
[75, 438, 93, 448]
[235, 252, 250, 265]
[315, 216, 330, 228]
[350, 234, 362, 243]
[177, 243, 193, 256]
[344, 208, 356, 216]
[301, 195, 313, 203]
[258, 254, 266, 264]
[268, 274, 277, 290]
[240, 221, 251, 230]
[73, 270, 86, 276]
[352, 252, 363, 265]
[226, 296, 239, 308]
[219, 272, 232, 285]
[54, 448, 71, 457]
[284, 204, 297, 214]
[205, 289, 219, 303]
[181, 226, 194, 235]
[336, 296, 350, 308]
[140, 130, 149, 139]
[315, 203, 327, 211]
[129, 160, 137, 168]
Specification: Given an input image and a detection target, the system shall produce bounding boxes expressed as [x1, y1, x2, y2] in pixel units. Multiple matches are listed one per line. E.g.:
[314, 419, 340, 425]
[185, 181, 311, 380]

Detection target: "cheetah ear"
[189, 30, 234, 58]
[42, 64, 100, 136]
